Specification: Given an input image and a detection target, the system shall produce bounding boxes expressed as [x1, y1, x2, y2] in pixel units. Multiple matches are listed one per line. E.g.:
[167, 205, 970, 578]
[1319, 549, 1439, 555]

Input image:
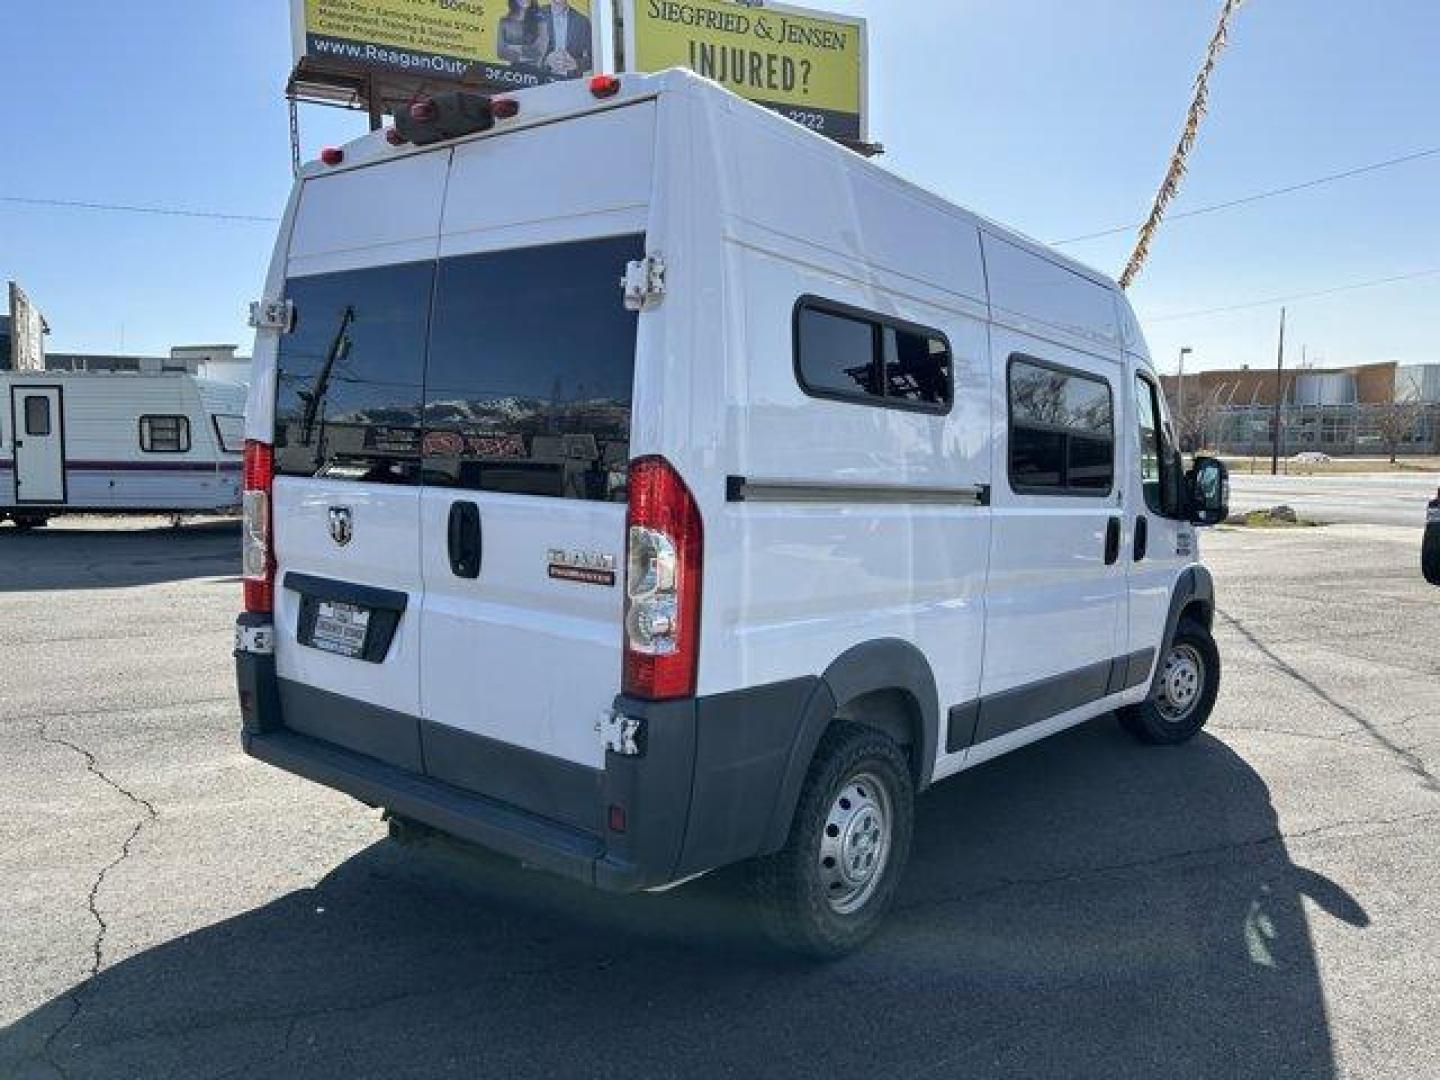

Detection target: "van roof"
[307, 69, 1123, 299]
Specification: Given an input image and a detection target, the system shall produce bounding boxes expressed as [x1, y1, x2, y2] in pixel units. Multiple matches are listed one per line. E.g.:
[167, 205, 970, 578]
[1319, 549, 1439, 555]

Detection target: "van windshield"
[274, 234, 644, 502]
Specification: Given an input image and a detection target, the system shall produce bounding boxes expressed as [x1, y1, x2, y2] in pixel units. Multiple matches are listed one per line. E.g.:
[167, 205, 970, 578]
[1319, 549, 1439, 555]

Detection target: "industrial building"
[2, 318, 250, 384]
[1161, 361, 1440, 457]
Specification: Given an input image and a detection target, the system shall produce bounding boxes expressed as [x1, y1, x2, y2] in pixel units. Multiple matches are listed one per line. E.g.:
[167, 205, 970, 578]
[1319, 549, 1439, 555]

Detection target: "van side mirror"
[1186, 456, 1229, 527]
[1424, 494, 1440, 587]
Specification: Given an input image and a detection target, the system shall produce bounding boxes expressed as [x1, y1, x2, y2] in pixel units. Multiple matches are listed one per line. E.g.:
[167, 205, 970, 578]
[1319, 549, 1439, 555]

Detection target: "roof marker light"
[590, 74, 622, 99]
[491, 97, 520, 120]
[319, 147, 344, 166]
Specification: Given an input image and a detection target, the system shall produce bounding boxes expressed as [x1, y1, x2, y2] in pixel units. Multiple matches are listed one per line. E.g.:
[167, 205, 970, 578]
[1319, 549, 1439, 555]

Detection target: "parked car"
[233, 70, 1231, 958]
[1425, 489, 1440, 586]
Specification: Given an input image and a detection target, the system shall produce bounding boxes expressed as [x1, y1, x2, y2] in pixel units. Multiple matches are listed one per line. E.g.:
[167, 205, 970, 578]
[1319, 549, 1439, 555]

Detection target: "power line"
[1144, 267, 1440, 323]
[0, 195, 277, 223]
[1054, 146, 1440, 246]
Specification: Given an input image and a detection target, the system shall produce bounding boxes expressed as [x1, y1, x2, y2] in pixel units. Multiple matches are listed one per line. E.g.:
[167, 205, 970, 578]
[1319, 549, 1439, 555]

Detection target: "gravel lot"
[1, 516, 1436, 1079]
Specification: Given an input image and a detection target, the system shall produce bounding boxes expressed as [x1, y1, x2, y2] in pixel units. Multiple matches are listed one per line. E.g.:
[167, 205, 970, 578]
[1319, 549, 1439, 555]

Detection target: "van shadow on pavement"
[2, 721, 1364, 1080]
[0, 519, 239, 593]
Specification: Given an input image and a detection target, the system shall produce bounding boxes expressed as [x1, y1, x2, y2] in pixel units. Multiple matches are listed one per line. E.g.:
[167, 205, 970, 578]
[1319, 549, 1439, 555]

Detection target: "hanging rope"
[1120, 0, 1247, 289]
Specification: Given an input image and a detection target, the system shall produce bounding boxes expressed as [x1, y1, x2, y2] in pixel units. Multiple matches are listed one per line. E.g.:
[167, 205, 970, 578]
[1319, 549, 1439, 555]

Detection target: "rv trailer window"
[211, 414, 245, 454]
[139, 415, 191, 453]
[24, 397, 51, 437]
[795, 299, 952, 412]
[1008, 357, 1115, 496]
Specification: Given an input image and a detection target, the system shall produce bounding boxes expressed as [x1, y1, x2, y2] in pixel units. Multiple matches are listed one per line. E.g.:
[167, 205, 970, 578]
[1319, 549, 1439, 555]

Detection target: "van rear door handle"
[1134, 515, 1149, 562]
[1104, 516, 1122, 566]
[447, 501, 482, 579]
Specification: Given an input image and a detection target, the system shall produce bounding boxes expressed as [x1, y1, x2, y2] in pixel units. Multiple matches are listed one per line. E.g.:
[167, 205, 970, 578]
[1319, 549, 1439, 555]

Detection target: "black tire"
[10, 515, 48, 531]
[1120, 617, 1221, 745]
[749, 722, 914, 960]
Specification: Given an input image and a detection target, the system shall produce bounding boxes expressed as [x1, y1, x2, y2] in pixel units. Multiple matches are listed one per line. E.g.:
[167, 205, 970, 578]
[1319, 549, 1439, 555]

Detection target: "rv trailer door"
[11, 386, 66, 504]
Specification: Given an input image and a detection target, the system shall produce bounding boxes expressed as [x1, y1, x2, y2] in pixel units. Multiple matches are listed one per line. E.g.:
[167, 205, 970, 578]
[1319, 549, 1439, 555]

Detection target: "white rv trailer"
[0, 371, 246, 527]
[235, 70, 1231, 957]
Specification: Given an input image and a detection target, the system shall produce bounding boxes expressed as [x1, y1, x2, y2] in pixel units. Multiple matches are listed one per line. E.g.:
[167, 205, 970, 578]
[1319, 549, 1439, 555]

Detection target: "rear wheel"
[9, 514, 50, 531]
[1120, 617, 1220, 745]
[750, 723, 914, 960]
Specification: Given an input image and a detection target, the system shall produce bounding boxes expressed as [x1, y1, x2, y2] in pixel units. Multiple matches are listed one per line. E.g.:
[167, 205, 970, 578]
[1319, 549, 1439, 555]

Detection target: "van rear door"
[269, 153, 448, 765]
[416, 105, 655, 827]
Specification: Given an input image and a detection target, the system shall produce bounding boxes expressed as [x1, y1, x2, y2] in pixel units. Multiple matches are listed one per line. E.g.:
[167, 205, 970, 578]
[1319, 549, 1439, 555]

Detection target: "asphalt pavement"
[1, 515, 1437, 1079]
[1230, 471, 1440, 526]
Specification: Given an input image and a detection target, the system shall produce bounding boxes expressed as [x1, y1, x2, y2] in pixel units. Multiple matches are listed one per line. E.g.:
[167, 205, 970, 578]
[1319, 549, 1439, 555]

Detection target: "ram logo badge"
[328, 506, 354, 548]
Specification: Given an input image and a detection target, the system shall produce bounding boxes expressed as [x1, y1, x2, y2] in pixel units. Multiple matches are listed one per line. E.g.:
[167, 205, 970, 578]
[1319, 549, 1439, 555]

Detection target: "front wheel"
[1120, 617, 1221, 745]
[749, 723, 914, 960]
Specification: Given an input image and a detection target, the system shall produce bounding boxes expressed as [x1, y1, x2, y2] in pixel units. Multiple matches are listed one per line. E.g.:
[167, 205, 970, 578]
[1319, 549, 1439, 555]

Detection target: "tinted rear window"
[423, 235, 643, 502]
[273, 236, 642, 501]
[274, 261, 431, 485]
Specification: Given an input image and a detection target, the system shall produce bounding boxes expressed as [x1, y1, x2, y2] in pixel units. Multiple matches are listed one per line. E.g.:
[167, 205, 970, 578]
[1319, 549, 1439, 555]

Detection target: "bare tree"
[1374, 389, 1423, 464]
[1165, 385, 1224, 452]
[1179, 392, 1222, 453]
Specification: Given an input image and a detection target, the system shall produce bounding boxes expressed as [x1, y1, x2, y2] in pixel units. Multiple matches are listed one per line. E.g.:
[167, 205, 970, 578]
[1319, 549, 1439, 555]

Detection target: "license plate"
[310, 601, 371, 658]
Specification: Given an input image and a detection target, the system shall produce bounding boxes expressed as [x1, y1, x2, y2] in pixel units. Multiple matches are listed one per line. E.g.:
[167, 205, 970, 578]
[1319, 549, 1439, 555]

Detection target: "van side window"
[1008, 357, 1114, 495]
[1134, 375, 1165, 514]
[139, 415, 190, 453]
[274, 262, 432, 486]
[795, 299, 952, 412]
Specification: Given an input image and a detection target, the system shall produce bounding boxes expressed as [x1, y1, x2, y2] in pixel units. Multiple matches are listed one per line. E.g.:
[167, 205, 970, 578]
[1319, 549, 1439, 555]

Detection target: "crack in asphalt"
[112, 948, 618, 1080]
[206, 1017, 300, 1080]
[32, 722, 159, 1079]
[897, 809, 1440, 915]
[1216, 608, 1440, 793]
[5, 696, 233, 725]
[1216, 711, 1431, 754]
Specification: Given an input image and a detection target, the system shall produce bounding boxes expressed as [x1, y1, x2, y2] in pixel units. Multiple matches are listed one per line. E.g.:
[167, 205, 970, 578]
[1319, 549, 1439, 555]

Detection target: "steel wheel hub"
[818, 772, 892, 915]
[1156, 642, 1204, 721]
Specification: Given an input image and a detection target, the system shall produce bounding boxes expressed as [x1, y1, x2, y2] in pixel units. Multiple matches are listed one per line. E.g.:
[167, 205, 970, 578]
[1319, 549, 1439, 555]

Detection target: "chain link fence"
[1206, 403, 1440, 457]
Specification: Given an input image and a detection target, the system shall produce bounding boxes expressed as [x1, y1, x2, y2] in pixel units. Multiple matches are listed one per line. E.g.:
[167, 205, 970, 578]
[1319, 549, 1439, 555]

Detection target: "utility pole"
[1270, 307, 1287, 476]
[1178, 346, 1193, 449]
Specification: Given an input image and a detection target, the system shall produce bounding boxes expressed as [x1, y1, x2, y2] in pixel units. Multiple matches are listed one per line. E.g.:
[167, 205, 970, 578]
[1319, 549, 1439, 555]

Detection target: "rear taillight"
[622, 457, 703, 701]
[242, 440, 274, 614]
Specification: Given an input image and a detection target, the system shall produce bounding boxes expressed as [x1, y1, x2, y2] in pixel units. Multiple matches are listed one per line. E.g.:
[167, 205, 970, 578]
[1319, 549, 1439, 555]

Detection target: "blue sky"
[2, 0, 1436, 374]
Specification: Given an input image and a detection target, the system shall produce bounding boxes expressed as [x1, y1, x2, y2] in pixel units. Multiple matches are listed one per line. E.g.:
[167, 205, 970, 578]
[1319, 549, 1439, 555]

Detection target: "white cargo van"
[235, 71, 1231, 957]
[2, 370, 246, 528]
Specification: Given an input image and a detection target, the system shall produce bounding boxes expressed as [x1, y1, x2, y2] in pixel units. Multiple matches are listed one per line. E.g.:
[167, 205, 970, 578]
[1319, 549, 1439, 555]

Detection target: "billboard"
[291, 0, 604, 98]
[623, 0, 868, 143]
[7, 283, 46, 373]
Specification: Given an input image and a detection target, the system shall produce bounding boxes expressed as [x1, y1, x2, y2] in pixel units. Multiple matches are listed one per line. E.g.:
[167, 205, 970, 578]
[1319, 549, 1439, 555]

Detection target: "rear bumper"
[236, 618, 820, 893]
[244, 727, 625, 886]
